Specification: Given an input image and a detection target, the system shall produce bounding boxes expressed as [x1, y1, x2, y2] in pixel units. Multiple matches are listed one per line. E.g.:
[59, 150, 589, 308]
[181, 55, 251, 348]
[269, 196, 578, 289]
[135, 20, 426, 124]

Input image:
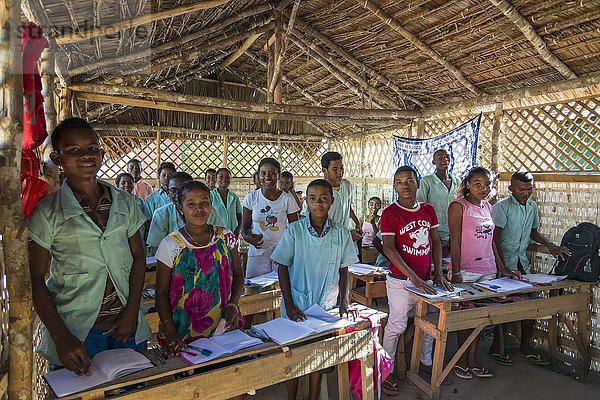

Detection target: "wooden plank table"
[56, 305, 386, 400]
[405, 280, 594, 400]
[349, 271, 387, 307]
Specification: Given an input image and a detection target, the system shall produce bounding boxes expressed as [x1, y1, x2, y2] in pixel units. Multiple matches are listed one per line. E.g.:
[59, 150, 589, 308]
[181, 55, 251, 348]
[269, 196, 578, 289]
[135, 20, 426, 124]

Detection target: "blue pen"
[487, 284, 501, 289]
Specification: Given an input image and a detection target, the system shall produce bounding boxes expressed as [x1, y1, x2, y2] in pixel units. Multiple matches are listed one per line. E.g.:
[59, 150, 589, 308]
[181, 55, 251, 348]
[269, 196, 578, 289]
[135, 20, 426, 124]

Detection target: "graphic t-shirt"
[379, 202, 439, 280]
[242, 190, 301, 256]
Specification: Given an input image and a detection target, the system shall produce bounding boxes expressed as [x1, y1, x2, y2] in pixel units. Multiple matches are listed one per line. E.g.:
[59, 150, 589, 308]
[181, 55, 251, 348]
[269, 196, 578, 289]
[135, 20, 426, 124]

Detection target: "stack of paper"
[523, 273, 568, 284]
[245, 271, 279, 287]
[474, 277, 533, 293]
[348, 263, 386, 275]
[146, 256, 157, 266]
[405, 280, 466, 299]
[179, 329, 263, 365]
[253, 304, 351, 344]
[44, 348, 153, 397]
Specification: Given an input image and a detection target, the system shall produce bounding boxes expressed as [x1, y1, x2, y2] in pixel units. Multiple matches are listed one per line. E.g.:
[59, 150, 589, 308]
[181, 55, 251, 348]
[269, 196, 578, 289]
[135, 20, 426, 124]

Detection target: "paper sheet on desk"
[348, 263, 387, 275]
[245, 271, 279, 287]
[475, 277, 532, 292]
[523, 274, 568, 284]
[405, 280, 465, 299]
[179, 329, 262, 365]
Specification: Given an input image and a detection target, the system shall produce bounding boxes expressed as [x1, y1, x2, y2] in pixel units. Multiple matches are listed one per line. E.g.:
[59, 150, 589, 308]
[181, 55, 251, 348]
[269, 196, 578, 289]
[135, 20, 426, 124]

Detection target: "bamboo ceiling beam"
[488, 0, 577, 80]
[220, 33, 264, 70]
[56, 0, 229, 45]
[92, 124, 327, 141]
[68, 4, 273, 76]
[422, 71, 600, 117]
[287, 13, 423, 108]
[290, 32, 400, 108]
[356, 0, 485, 96]
[268, 0, 301, 96]
[69, 83, 420, 120]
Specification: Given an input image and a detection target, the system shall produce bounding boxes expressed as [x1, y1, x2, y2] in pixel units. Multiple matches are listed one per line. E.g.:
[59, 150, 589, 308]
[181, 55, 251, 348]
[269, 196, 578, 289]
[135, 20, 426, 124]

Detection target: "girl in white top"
[242, 158, 300, 278]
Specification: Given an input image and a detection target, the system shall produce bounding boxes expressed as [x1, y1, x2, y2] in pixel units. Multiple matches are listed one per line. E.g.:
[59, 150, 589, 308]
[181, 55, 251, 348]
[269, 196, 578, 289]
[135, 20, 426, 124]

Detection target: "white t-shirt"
[242, 190, 300, 256]
[155, 228, 237, 268]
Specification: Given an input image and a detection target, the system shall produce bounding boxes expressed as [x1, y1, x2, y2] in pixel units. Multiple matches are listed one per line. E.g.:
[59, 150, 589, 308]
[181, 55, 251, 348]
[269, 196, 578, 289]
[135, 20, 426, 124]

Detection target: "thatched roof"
[22, 0, 600, 137]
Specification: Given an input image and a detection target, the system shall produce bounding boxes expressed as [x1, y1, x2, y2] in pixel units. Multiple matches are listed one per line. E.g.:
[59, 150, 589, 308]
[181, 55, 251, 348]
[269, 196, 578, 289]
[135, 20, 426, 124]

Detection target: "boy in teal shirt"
[28, 118, 151, 374]
[211, 167, 243, 236]
[272, 179, 358, 400]
[144, 161, 176, 219]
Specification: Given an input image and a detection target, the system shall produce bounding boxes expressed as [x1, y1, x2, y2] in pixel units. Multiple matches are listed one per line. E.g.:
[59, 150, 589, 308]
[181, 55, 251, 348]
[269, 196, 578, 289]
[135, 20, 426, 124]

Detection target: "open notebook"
[475, 277, 533, 293]
[44, 348, 153, 397]
[179, 329, 263, 365]
[405, 280, 466, 299]
[252, 304, 352, 345]
[245, 271, 279, 288]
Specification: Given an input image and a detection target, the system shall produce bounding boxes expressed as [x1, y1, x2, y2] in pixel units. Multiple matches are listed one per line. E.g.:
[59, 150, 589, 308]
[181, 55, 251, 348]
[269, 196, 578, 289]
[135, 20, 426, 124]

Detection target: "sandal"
[470, 367, 494, 378]
[382, 378, 399, 396]
[491, 352, 514, 366]
[517, 352, 550, 366]
[453, 365, 473, 380]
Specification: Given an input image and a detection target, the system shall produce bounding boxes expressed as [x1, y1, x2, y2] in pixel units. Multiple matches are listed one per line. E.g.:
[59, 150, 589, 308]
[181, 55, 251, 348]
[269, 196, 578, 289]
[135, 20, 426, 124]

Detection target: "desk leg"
[360, 353, 375, 400]
[547, 289, 559, 364]
[364, 276, 375, 308]
[409, 300, 428, 374]
[575, 285, 592, 377]
[337, 361, 350, 399]
[431, 304, 450, 400]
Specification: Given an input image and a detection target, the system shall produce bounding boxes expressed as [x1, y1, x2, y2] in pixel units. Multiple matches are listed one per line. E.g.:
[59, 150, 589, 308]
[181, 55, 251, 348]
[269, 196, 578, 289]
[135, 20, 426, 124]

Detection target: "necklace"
[183, 225, 212, 247]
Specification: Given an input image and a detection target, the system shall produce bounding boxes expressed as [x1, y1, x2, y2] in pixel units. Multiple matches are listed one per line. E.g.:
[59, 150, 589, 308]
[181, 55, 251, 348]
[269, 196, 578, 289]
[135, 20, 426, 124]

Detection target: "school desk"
[56, 305, 386, 400]
[405, 280, 594, 400]
[350, 270, 387, 307]
[144, 288, 282, 334]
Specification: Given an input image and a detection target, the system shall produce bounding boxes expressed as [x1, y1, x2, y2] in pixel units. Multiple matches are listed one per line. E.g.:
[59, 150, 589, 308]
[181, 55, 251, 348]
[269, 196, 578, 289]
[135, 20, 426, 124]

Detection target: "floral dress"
[155, 226, 241, 344]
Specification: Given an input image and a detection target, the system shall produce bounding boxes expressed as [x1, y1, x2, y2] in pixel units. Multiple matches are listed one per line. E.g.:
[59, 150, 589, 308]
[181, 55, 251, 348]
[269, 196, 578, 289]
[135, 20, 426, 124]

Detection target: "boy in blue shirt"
[28, 118, 151, 374]
[144, 161, 176, 219]
[272, 179, 358, 400]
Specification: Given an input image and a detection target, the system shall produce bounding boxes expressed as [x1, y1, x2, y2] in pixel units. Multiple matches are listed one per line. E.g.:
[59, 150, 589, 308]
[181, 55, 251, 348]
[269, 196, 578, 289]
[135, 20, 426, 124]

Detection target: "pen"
[187, 344, 214, 356]
[487, 284, 501, 289]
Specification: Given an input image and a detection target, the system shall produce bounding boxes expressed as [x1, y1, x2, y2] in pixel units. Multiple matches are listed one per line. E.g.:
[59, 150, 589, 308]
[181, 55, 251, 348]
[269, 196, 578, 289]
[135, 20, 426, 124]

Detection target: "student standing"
[448, 166, 519, 380]
[279, 171, 303, 209]
[241, 158, 300, 278]
[416, 149, 460, 258]
[144, 162, 176, 219]
[211, 168, 243, 237]
[28, 118, 150, 373]
[361, 196, 382, 247]
[490, 171, 569, 366]
[205, 167, 217, 191]
[380, 166, 452, 395]
[272, 179, 358, 400]
[147, 172, 224, 250]
[127, 159, 154, 201]
[115, 172, 145, 213]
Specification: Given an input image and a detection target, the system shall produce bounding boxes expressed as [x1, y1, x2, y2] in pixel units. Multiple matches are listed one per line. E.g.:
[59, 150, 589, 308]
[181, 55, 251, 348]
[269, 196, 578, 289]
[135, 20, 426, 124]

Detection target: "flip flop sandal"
[382, 379, 399, 396]
[491, 352, 514, 366]
[453, 365, 473, 380]
[517, 352, 550, 366]
[470, 367, 494, 378]
[421, 364, 453, 385]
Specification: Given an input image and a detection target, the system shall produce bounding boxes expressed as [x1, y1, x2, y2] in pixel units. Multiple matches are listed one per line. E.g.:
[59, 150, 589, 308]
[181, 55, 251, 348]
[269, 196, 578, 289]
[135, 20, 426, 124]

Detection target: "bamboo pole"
[93, 124, 328, 141]
[219, 33, 264, 71]
[488, 0, 576, 80]
[58, 86, 72, 120]
[491, 103, 503, 176]
[56, 0, 229, 45]
[68, 5, 273, 76]
[268, 0, 301, 98]
[0, 0, 33, 398]
[39, 47, 60, 191]
[155, 130, 161, 188]
[272, 11, 284, 105]
[70, 83, 420, 120]
[291, 32, 400, 109]
[422, 71, 600, 117]
[222, 135, 229, 167]
[288, 13, 423, 108]
[356, 0, 485, 96]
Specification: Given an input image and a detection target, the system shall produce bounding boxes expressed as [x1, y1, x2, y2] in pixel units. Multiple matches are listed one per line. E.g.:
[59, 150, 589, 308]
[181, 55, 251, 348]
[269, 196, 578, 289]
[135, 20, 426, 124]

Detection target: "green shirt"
[492, 195, 540, 271]
[301, 179, 355, 228]
[416, 173, 460, 241]
[144, 189, 170, 219]
[210, 188, 242, 232]
[28, 181, 151, 365]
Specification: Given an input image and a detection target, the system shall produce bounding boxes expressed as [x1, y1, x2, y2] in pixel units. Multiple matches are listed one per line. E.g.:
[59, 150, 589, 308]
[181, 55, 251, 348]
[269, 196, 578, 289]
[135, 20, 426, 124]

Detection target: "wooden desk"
[59, 307, 383, 400]
[406, 280, 594, 400]
[361, 247, 379, 264]
[350, 272, 387, 307]
[144, 288, 282, 334]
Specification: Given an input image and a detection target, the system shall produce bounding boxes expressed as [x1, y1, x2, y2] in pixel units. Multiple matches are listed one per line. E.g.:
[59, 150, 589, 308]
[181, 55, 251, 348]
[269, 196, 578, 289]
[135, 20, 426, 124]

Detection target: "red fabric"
[22, 22, 48, 151]
[21, 171, 48, 217]
[379, 202, 439, 279]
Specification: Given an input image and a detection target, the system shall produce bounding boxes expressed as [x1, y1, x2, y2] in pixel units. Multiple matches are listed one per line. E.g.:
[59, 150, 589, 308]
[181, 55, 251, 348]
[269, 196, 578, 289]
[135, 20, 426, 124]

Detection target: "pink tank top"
[449, 197, 496, 275]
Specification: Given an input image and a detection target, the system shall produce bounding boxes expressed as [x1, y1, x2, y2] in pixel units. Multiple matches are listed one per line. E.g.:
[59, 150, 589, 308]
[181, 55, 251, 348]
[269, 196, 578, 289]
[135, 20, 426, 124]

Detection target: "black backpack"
[553, 222, 600, 282]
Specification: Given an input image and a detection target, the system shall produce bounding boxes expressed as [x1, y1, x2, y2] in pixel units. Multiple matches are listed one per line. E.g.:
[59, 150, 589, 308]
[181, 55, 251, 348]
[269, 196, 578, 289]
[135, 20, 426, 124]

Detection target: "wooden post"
[222, 135, 229, 168]
[0, 1, 33, 398]
[155, 130, 162, 187]
[491, 102, 503, 176]
[273, 11, 283, 105]
[416, 118, 425, 138]
[39, 47, 60, 191]
[58, 86, 72, 120]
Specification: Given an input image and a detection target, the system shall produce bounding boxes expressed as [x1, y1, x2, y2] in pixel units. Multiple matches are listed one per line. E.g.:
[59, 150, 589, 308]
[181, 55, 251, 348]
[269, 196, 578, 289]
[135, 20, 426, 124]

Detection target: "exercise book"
[44, 348, 153, 397]
[405, 280, 466, 299]
[474, 277, 533, 293]
[179, 329, 263, 365]
[245, 271, 279, 287]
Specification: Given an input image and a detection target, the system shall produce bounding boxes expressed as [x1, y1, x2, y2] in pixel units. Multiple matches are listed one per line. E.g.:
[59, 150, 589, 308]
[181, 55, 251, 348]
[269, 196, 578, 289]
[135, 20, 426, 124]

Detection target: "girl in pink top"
[448, 166, 519, 380]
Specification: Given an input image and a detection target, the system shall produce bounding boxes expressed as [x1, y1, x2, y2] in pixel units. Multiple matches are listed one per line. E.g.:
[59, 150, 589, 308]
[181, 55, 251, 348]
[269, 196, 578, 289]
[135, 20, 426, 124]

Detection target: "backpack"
[553, 222, 600, 282]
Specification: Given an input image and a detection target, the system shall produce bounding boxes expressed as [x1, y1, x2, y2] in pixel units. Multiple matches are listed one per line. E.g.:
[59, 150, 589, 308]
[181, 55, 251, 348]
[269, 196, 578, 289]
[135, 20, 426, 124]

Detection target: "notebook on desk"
[179, 329, 263, 365]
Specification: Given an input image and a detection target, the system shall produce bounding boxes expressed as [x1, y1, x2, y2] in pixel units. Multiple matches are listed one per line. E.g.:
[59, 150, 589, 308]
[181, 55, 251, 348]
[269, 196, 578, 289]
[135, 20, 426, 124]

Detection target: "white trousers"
[245, 249, 277, 278]
[382, 277, 434, 367]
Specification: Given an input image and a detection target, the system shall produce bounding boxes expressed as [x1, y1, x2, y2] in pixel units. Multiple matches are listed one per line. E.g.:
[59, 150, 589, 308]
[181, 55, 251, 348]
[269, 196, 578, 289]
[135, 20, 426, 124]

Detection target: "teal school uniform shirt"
[492, 195, 540, 271]
[144, 189, 170, 219]
[210, 188, 242, 232]
[301, 179, 355, 228]
[416, 173, 460, 242]
[28, 181, 151, 365]
[373, 231, 391, 269]
[146, 202, 225, 248]
[271, 217, 359, 317]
